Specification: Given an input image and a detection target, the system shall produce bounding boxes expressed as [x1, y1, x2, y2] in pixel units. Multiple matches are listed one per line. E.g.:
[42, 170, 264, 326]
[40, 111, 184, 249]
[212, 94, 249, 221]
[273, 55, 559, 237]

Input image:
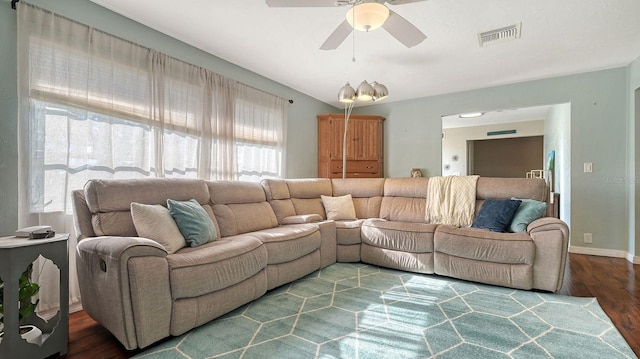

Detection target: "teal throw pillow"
[509, 198, 548, 233]
[167, 199, 217, 247]
[471, 199, 522, 233]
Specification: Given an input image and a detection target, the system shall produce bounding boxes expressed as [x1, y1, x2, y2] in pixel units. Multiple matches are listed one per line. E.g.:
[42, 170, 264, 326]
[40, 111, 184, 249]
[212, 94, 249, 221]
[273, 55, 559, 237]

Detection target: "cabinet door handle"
[366, 166, 373, 169]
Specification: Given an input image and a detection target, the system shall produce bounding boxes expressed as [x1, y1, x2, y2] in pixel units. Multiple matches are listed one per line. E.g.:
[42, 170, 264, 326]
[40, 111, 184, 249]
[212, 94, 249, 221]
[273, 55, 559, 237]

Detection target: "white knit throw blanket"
[425, 175, 479, 227]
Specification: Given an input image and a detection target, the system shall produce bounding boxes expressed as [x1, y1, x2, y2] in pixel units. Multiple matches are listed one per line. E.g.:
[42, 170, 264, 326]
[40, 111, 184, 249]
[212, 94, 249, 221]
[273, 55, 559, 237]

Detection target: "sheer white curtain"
[16, 2, 287, 314]
[234, 83, 288, 181]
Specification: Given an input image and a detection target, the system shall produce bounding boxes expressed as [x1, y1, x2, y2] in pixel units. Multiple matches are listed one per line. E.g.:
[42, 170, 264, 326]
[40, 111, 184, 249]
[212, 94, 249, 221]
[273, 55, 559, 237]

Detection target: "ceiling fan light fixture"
[356, 80, 375, 101]
[338, 82, 356, 103]
[346, 2, 390, 32]
[372, 82, 389, 101]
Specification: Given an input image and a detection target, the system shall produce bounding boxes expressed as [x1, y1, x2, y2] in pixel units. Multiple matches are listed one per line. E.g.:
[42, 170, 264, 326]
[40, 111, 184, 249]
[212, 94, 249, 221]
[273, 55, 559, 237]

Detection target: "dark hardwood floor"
[558, 253, 640, 354]
[59, 253, 640, 359]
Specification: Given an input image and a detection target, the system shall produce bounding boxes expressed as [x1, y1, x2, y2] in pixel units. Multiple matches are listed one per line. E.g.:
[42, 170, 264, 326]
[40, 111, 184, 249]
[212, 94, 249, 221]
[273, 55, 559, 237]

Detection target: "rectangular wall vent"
[478, 23, 521, 47]
[487, 129, 517, 136]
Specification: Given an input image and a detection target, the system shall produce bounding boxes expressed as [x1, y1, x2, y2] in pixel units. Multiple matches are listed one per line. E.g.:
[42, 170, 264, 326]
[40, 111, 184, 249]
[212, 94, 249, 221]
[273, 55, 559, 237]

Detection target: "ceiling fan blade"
[382, 10, 426, 48]
[386, 0, 430, 5]
[320, 20, 353, 50]
[265, 0, 337, 7]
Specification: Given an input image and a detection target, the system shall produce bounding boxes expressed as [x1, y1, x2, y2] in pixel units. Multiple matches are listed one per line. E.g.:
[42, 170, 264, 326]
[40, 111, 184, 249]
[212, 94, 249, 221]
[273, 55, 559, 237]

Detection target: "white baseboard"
[626, 253, 640, 264]
[38, 298, 83, 319]
[569, 246, 639, 263]
[70, 300, 83, 313]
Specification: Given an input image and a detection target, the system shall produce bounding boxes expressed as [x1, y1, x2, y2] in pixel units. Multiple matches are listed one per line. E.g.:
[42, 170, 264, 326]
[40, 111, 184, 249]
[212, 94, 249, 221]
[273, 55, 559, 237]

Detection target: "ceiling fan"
[265, 0, 428, 50]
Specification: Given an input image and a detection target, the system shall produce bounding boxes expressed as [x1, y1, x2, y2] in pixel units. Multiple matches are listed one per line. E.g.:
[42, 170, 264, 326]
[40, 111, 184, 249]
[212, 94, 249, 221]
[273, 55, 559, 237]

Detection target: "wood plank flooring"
[558, 253, 640, 354]
[58, 253, 640, 359]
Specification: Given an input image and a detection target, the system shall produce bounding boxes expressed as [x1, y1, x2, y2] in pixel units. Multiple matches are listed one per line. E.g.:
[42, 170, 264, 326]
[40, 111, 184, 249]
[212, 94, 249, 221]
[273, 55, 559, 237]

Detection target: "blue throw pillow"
[509, 198, 548, 233]
[471, 199, 522, 233]
[167, 199, 217, 247]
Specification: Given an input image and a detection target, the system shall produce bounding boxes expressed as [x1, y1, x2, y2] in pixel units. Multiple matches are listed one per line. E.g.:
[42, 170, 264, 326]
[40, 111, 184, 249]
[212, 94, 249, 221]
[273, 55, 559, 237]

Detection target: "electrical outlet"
[584, 233, 593, 244]
[584, 162, 593, 173]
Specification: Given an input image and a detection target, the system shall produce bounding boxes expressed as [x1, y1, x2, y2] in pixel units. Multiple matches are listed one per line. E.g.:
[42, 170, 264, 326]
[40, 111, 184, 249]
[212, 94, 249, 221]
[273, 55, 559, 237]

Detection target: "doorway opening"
[468, 135, 543, 177]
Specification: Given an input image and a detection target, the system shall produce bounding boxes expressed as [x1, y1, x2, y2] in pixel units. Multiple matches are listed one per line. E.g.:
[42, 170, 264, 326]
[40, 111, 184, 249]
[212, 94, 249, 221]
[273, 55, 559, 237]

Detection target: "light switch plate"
[584, 162, 593, 173]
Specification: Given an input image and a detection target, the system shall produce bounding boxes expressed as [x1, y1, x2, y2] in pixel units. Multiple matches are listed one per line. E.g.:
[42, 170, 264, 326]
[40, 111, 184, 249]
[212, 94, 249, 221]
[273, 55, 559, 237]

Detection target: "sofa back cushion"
[287, 179, 333, 218]
[475, 177, 548, 215]
[261, 179, 296, 223]
[261, 178, 333, 223]
[476, 177, 547, 201]
[83, 178, 215, 237]
[331, 178, 384, 219]
[380, 178, 429, 223]
[208, 181, 278, 236]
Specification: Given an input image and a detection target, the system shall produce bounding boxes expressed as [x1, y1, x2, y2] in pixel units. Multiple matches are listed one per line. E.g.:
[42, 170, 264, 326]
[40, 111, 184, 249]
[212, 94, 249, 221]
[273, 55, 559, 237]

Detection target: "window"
[234, 91, 286, 182]
[21, 18, 287, 214]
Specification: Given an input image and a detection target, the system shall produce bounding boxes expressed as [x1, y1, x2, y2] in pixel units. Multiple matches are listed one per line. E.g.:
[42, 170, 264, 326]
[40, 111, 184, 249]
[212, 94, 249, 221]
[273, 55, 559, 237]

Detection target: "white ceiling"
[90, 0, 640, 108]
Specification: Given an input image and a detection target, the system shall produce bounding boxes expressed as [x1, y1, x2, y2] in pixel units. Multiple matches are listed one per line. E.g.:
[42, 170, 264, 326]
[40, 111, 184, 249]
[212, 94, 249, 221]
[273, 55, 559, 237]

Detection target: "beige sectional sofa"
[72, 176, 569, 350]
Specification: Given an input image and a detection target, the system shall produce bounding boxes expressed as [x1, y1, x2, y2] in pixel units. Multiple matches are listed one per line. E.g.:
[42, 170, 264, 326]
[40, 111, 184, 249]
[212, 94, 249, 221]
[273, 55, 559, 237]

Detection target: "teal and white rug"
[134, 263, 636, 359]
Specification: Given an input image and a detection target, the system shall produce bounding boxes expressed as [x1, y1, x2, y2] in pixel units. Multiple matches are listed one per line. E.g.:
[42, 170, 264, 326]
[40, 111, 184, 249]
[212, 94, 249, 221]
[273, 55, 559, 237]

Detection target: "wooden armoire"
[317, 113, 385, 178]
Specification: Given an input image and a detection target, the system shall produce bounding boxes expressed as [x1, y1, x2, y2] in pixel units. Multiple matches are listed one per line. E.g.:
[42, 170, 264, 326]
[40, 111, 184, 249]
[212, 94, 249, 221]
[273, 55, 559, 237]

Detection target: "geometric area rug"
[133, 263, 637, 359]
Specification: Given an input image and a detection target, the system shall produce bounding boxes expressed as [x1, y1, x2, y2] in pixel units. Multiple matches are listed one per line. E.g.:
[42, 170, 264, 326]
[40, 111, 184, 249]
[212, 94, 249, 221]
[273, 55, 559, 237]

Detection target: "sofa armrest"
[527, 217, 570, 237]
[317, 220, 337, 268]
[527, 217, 570, 292]
[77, 236, 167, 258]
[76, 236, 171, 349]
[282, 214, 323, 225]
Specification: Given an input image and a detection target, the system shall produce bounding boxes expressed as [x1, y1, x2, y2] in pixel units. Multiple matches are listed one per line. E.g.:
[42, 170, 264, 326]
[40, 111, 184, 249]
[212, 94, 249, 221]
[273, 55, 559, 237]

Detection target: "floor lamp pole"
[342, 101, 356, 179]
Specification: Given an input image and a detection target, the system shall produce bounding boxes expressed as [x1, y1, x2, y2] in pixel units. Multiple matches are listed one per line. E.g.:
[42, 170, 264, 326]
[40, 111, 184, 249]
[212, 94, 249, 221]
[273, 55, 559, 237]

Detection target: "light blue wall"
[628, 56, 640, 258]
[545, 103, 571, 225]
[0, 1, 18, 236]
[0, 0, 334, 235]
[357, 69, 629, 252]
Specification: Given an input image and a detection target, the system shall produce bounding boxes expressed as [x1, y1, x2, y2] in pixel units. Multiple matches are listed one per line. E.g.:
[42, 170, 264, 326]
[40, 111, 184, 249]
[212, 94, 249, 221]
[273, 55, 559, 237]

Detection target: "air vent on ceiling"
[478, 23, 521, 47]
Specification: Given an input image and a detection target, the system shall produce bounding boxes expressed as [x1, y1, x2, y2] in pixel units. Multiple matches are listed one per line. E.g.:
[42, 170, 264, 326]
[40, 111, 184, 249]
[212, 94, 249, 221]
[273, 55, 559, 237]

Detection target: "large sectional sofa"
[72, 176, 569, 350]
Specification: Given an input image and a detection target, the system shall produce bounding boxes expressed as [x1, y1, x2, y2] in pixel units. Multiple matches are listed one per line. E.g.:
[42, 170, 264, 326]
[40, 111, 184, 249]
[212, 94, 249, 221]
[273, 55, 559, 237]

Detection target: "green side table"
[0, 234, 69, 359]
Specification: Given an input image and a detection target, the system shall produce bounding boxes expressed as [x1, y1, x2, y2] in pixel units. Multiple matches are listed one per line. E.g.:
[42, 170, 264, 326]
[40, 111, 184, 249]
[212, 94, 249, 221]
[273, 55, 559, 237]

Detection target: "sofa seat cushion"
[249, 224, 321, 265]
[335, 220, 365, 245]
[361, 219, 436, 253]
[167, 236, 267, 299]
[434, 225, 534, 265]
